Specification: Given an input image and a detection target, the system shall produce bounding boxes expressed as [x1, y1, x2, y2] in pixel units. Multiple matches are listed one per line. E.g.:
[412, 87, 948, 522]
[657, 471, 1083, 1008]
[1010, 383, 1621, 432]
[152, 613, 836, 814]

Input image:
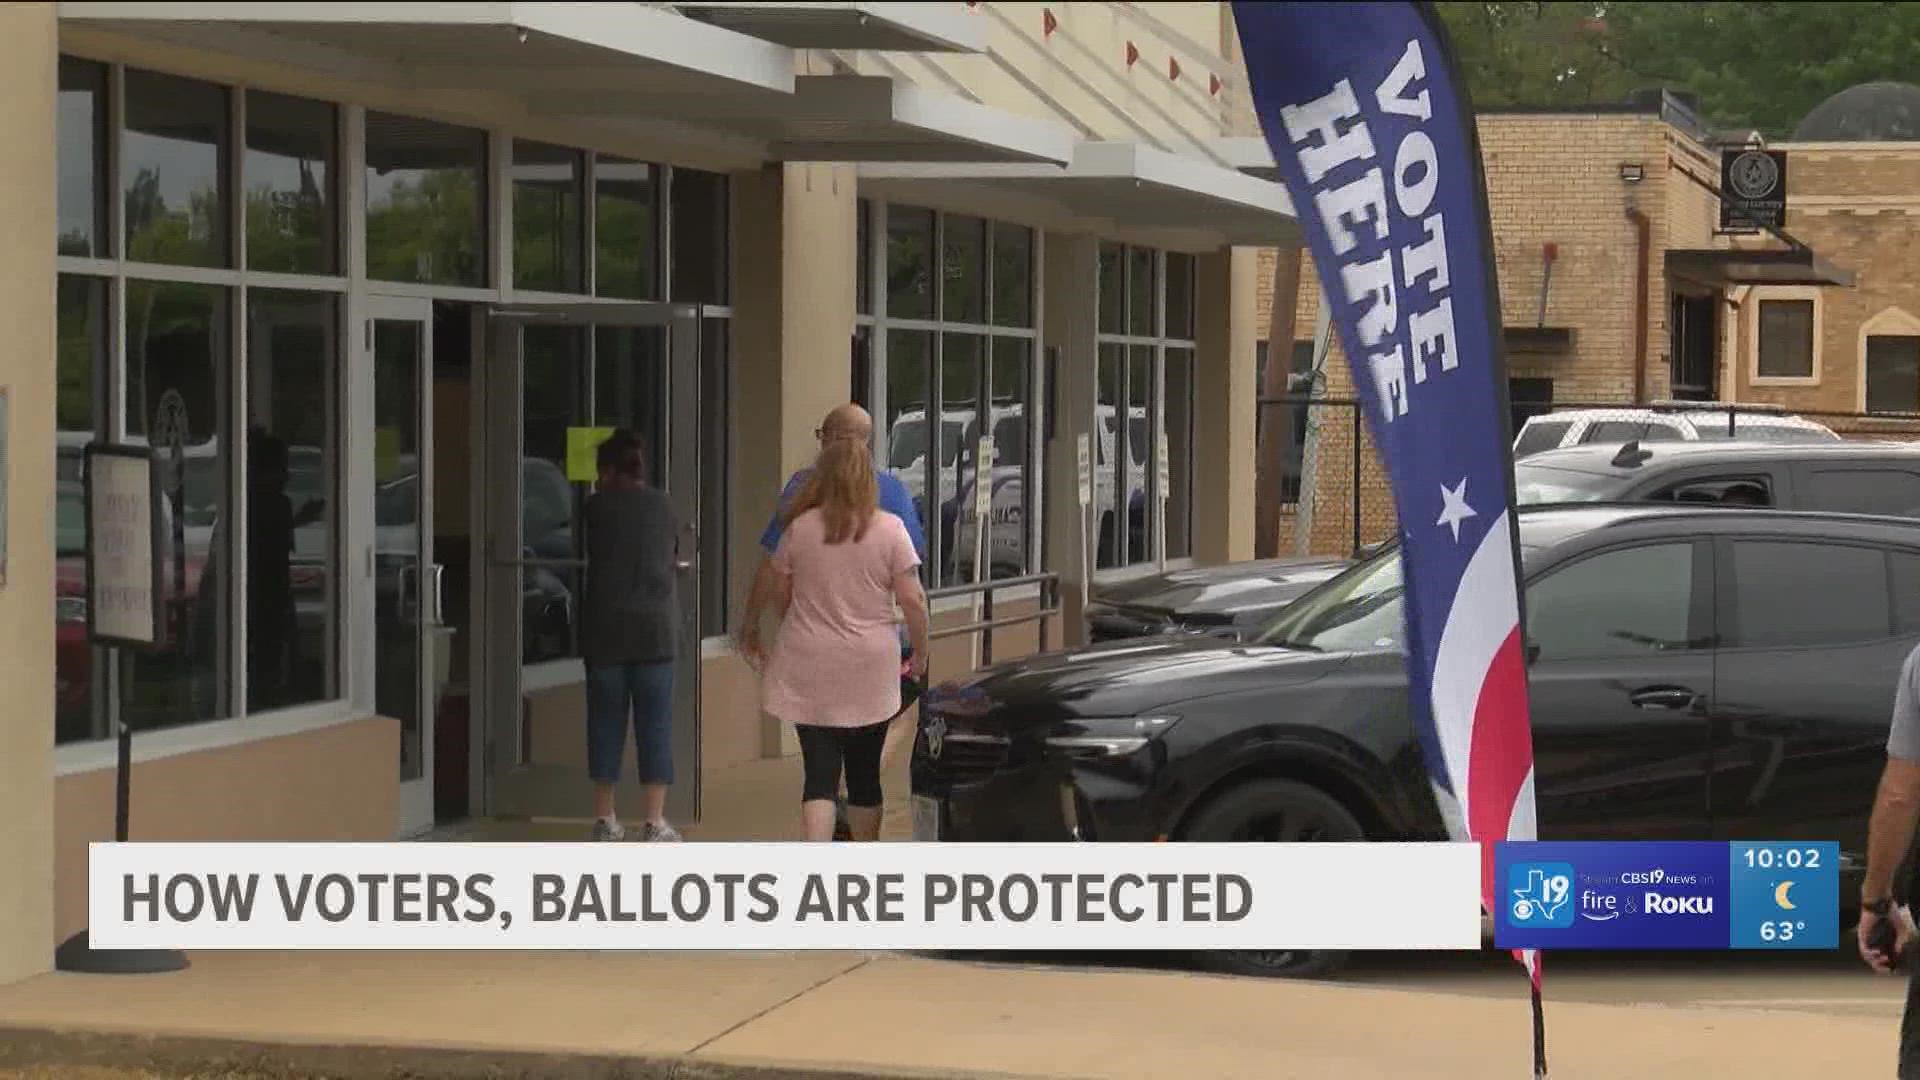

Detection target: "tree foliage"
[1436, 2, 1920, 138]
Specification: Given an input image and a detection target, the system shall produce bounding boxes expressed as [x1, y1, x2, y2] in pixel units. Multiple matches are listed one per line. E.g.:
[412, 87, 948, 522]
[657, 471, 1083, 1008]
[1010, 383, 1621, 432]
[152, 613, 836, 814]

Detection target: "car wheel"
[1182, 778, 1367, 980]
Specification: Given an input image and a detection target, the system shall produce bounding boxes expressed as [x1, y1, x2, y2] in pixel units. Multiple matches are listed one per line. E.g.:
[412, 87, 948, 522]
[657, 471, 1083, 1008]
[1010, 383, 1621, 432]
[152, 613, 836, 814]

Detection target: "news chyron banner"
[1496, 842, 1840, 950]
[89, 843, 1482, 950]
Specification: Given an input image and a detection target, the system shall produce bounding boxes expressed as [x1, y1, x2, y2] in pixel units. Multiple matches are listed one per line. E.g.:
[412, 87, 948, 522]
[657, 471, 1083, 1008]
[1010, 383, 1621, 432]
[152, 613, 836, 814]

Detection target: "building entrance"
[475, 303, 703, 825]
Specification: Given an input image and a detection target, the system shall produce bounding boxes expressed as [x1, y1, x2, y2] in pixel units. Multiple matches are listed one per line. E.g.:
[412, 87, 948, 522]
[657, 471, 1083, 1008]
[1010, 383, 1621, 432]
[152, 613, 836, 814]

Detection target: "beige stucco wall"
[53, 716, 399, 943]
[841, 3, 1237, 155]
[0, 0, 57, 985]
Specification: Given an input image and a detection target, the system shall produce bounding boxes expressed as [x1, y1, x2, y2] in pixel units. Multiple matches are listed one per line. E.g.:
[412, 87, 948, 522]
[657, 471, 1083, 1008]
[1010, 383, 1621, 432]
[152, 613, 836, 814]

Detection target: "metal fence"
[1256, 394, 1920, 559]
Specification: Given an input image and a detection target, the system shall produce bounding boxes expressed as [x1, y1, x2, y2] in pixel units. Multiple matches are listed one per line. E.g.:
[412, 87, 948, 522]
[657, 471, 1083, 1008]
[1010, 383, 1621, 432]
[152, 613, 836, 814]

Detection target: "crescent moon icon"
[1775, 880, 1797, 910]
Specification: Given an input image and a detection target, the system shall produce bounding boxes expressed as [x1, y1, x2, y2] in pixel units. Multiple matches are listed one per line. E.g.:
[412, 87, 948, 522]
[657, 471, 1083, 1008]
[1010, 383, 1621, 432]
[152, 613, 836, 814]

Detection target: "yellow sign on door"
[566, 427, 616, 483]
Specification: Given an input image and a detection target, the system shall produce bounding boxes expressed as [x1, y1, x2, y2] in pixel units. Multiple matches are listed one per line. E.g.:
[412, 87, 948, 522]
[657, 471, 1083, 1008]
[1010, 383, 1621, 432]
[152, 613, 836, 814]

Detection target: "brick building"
[1244, 89, 1903, 556]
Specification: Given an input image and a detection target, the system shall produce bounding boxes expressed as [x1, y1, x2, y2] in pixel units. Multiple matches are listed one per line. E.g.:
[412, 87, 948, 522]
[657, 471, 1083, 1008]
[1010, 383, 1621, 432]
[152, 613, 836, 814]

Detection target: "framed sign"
[1721, 148, 1787, 231]
[83, 443, 165, 649]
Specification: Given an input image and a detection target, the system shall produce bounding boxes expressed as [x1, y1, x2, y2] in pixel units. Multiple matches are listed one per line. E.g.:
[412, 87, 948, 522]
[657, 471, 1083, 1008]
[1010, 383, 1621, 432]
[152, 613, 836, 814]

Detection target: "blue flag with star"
[1234, 0, 1541, 980]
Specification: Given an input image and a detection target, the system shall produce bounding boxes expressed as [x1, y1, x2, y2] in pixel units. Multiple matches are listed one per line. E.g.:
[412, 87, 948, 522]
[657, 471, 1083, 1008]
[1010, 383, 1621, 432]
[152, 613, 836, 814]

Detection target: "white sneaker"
[590, 818, 626, 842]
[641, 821, 683, 842]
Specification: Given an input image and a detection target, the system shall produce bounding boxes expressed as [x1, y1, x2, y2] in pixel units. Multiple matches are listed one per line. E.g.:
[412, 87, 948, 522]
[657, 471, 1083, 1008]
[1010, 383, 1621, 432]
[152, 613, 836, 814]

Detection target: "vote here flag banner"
[88, 841, 1481, 951]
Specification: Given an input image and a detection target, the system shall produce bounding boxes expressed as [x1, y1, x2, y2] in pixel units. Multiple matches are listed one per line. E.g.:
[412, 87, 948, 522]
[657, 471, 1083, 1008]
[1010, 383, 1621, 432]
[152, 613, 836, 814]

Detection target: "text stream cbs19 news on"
[88, 841, 1836, 951]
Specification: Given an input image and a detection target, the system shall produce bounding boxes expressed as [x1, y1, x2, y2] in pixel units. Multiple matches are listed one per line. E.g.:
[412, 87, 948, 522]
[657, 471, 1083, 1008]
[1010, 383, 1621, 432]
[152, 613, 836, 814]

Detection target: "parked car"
[1085, 556, 1352, 643]
[911, 504, 1917, 978]
[1513, 439, 1920, 514]
[1513, 406, 1838, 459]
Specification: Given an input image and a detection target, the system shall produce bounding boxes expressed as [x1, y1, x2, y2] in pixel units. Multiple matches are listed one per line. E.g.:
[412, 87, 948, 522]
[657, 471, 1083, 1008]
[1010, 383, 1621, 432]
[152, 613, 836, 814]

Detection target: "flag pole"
[1531, 980, 1547, 1079]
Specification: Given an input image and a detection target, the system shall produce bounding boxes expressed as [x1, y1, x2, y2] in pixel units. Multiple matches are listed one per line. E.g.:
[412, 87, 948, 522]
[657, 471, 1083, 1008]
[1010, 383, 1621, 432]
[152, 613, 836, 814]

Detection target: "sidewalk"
[0, 947, 1902, 1079]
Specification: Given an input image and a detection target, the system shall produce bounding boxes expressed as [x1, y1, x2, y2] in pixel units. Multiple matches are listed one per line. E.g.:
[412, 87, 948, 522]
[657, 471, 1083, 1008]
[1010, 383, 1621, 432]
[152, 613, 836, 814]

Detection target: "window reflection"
[991, 225, 1032, 328]
[1098, 243, 1124, 335]
[513, 140, 585, 293]
[1128, 248, 1156, 337]
[58, 58, 108, 258]
[700, 317, 732, 637]
[365, 112, 486, 286]
[595, 155, 658, 300]
[887, 206, 935, 320]
[885, 329, 934, 574]
[938, 334, 984, 585]
[246, 291, 338, 712]
[941, 215, 985, 324]
[245, 92, 336, 274]
[1128, 346, 1153, 563]
[520, 326, 587, 662]
[669, 166, 728, 304]
[123, 281, 231, 729]
[124, 70, 229, 268]
[56, 276, 108, 744]
[1096, 344, 1123, 569]
[1165, 348, 1194, 559]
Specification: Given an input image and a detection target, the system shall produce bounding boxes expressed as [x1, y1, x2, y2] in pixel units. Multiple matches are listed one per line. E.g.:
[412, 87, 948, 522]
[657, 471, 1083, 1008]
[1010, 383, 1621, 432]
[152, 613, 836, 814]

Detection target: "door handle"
[428, 563, 446, 626]
[1629, 687, 1699, 711]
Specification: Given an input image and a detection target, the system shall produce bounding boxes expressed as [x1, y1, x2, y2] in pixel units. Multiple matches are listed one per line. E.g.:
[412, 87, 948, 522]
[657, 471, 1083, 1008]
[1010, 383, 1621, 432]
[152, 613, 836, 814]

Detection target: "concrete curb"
[0, 1027, 1069, 1080]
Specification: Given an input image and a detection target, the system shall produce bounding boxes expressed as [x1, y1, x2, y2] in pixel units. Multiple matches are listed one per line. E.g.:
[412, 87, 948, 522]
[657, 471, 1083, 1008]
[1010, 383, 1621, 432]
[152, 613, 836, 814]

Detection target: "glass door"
[368, 296, 442, 836]
[479, 303, 701, 823]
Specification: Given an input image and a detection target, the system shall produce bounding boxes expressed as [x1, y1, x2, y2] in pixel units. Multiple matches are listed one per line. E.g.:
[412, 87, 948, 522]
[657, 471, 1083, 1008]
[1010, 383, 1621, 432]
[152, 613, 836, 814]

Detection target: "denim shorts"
[585, 661, 674, 785]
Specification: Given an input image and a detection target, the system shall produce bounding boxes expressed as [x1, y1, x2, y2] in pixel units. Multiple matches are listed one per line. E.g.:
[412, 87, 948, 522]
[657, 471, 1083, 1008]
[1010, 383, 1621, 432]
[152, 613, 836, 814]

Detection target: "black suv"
[910, 505, 1920, 977]
[1515, 439, 1920, 513]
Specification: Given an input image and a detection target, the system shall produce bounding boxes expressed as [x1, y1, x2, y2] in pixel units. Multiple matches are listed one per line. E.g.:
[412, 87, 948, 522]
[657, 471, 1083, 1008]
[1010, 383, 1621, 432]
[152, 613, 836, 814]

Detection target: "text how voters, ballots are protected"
[1496, 841, 1840, 950]
[88, 841, 1481, 951]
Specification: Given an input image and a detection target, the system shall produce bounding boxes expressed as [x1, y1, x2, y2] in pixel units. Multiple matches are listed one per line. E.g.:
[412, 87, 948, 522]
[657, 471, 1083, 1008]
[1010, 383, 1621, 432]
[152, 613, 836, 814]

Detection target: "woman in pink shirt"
[753, 436, 930, 841]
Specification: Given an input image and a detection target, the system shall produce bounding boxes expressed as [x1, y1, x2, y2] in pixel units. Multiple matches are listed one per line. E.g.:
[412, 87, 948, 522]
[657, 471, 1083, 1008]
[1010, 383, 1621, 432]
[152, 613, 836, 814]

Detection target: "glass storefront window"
[700, 317, 732, 637]
[941, 215, 986, 324]
[519, 325, 588, 661]
[986, 336, 1032, 581]
[938, 333, 985, 586]
[886, 205, 935, 320]
[245, 290, 340, 711]
[58, 58, 109, 258]
[991, 224, 1033, 328]
[1095, 344, 1123, 569]
[56, 276, 109, 744]
[856, 199, 872, 316]
[669, 166, 729, 305]
[1128, 247, 1157, 337]
[1165, 253, 1195, 341]
[1165, 348, 1195, 560]
[512, 140, 585, 293]
[1127, 346, 1154, 564]
[885, 328, 934, 573]
[1097, 243, 1124, 336]
[123, 280, 232, 730]
[124, 70, 230, 268]
[245, 92, 337, 275]
[594, 155, 658, 300]
[364, 111, 487, 286]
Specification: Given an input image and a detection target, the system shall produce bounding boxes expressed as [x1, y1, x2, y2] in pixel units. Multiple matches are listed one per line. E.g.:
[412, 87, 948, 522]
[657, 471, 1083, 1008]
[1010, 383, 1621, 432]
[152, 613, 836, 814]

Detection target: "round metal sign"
[1728, 150, 1779, 200]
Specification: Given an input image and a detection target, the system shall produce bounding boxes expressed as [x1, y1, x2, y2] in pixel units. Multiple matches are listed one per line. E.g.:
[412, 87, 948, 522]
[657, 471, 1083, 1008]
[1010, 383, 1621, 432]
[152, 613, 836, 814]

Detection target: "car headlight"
[1044, 716, 1179, 759]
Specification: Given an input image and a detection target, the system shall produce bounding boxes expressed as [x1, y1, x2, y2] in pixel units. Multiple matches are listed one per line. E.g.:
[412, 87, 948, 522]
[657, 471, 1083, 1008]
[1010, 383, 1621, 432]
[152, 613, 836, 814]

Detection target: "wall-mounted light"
[1619, 163, 1645, 183]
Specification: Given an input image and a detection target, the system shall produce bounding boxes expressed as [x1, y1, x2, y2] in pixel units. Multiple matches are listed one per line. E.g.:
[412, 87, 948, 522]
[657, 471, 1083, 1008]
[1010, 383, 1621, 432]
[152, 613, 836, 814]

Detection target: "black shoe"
[833, 797, 852, 841]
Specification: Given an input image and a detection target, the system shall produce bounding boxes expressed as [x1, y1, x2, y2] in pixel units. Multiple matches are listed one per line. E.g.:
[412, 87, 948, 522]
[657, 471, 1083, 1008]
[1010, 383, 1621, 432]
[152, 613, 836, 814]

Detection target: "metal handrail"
[922, 571, 1062, 665]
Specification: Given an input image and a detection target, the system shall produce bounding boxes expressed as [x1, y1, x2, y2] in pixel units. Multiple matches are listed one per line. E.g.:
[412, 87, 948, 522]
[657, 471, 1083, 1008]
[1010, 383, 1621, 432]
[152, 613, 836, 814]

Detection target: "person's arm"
[879, 472, 928, 561]
[738, 476, 799, 662]
[1860, 652, 1920, 970]
[888, 522, 930, 677]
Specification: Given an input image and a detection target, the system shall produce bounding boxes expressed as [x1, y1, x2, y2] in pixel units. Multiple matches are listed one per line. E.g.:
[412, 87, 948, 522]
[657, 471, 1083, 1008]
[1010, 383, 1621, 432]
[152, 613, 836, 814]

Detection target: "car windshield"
[1254, 547, 1407, 653]
[1512, 461, 1622, 505]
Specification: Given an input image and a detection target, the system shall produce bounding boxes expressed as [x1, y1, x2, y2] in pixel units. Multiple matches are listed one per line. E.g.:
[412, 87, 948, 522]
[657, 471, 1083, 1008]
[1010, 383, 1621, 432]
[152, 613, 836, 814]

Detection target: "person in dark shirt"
[582, 430, 683, 842]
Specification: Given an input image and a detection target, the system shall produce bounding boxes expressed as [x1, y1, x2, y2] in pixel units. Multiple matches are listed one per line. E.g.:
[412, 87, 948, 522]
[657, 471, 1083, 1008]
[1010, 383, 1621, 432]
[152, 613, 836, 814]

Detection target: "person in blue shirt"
[739, 403, 928, 839]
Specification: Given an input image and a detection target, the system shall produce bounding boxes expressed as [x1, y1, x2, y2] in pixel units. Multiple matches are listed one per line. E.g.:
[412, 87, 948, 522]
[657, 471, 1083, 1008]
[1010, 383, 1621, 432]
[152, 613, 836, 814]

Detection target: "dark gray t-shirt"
[582, 487, 677, 667]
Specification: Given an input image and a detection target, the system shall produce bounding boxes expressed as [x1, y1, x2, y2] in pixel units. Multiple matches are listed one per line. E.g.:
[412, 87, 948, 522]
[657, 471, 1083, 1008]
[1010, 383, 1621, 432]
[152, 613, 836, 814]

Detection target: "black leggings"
[797, 721, 889, 807]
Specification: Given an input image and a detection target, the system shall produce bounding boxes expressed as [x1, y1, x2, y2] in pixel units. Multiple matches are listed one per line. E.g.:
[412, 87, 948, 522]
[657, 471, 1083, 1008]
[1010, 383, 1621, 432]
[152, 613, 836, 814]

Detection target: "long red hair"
[783, 436, 879, 544]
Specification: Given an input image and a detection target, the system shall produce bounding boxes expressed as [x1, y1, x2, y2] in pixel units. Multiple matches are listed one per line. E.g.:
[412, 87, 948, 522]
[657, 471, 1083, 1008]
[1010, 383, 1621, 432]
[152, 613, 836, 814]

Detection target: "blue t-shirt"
[759, 468, 928, 558]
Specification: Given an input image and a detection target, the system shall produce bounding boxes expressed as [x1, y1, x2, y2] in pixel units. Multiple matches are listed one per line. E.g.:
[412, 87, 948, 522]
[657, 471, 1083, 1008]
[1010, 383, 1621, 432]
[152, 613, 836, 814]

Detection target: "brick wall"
[1727, 146, 1920, 439]
[1263, 111, 1694, 555]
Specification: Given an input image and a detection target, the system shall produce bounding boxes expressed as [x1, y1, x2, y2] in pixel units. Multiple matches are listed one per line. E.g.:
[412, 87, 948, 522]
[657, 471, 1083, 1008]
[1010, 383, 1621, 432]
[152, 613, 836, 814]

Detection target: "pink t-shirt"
[761, 508, 921, 728]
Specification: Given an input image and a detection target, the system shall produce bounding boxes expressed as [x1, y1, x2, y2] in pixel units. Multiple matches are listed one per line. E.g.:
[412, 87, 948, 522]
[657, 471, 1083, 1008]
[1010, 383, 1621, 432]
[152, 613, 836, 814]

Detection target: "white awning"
[675, 2, 984, 52]
[1210, 135, 1285, 180]
[58, 2, 1069, 166]
[859, 141, 1298, 249]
